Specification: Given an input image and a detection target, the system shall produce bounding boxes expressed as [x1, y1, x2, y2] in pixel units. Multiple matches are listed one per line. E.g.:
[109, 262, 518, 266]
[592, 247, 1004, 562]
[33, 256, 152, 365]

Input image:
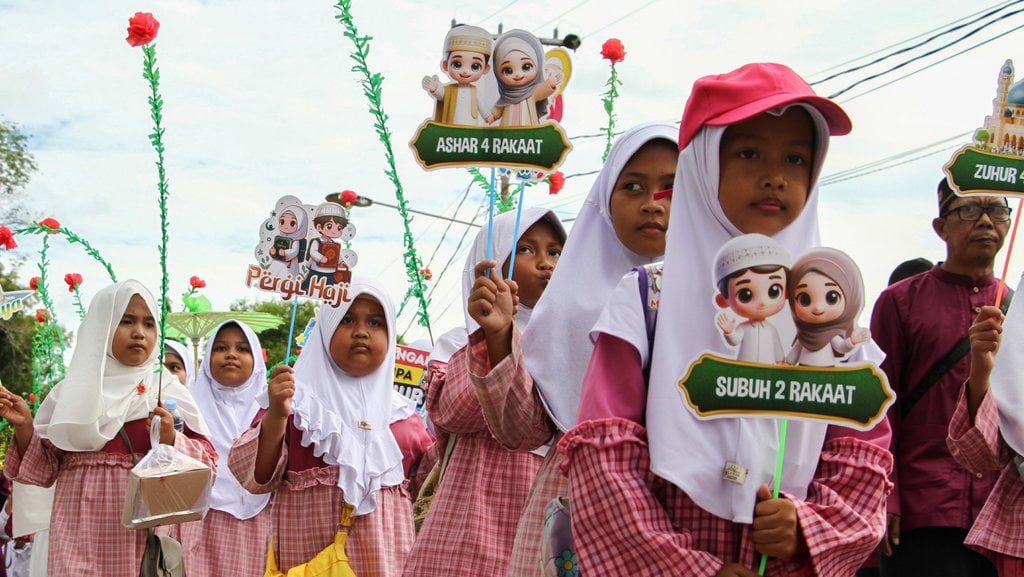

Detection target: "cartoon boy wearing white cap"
[713, 233, 792, 364]
[422, 24, 492, 126]
[305, 202, 354, 289]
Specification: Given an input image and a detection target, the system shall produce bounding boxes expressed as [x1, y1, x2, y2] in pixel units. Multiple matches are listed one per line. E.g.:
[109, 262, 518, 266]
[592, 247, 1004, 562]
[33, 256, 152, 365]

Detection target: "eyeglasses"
[942, 204, 1012, 223]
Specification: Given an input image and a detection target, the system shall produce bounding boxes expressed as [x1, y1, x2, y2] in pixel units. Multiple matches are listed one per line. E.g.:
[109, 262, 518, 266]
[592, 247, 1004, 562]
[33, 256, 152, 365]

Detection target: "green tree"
[0, 121, 37, 199]
[230, 298, 319, 367]
[0, 263, 37, 396]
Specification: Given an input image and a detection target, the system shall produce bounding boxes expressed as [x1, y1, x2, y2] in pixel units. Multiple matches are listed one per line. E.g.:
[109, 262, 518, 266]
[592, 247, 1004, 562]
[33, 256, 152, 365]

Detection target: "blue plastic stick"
[505, 181, 527, 281]
[283, 297, 299, 363]
[485, 167, 496, 278]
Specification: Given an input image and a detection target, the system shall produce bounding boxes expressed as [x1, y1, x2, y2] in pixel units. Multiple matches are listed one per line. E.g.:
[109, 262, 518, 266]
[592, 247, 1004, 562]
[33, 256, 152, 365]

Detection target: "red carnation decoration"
[38, 218, 60, 232]
[126, 12, 160, 47]
[340, 190, 359, 206]
[64, 273, 83, 292]
[420, 268, 432, 281]
[548, 171, 565, 195]
[0, 226, 16, 250]
[189, 275, 206, 289]
[601, 39, 626, 64]
[35, 309, 50, 323]
[28, 393, 35, 405]
[29, 277, 39, 291]
[136, 384, 147, 395]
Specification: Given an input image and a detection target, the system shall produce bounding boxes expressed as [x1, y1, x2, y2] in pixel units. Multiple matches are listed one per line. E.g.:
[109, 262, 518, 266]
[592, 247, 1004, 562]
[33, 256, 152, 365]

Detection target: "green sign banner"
[943, 145, 1024, 197]
[678, 354, 894, 429]
[409, 121, 572, 171]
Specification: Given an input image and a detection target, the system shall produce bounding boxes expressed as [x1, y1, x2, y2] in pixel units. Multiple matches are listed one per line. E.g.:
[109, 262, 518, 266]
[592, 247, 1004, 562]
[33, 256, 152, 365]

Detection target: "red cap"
[678, 62, 852, 150]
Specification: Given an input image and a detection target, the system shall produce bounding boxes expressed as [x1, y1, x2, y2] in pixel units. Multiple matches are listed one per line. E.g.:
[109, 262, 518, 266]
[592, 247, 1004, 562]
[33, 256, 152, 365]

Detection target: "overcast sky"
[2, 0, 1023, 350]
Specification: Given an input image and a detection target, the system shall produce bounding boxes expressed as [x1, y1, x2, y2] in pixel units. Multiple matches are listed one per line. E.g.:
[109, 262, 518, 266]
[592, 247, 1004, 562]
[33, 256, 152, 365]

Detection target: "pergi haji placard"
[248, 194, 357, 308]
[944, 59, 1024, 198]
[409, 26, 572, 174]
[676, 234, 894, 430]
[393, 343, 430, 413]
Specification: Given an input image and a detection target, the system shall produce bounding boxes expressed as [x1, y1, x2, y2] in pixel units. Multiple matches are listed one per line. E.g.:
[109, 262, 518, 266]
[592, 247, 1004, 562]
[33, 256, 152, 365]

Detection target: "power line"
[827, 7, 1024, 99]
[584, 0, 660, 39]
[811, 0, 1023, 85]
[534, 0, 596, 32]
[478, 1, 520, 24]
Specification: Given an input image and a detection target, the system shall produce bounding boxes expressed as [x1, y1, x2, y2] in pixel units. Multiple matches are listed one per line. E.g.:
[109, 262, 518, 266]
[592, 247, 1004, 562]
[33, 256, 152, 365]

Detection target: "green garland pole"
[599, 38, 626, 162]
[333, 0, 432, 342]
[16, 222, 118, 284]
[128, 12, 172, 391]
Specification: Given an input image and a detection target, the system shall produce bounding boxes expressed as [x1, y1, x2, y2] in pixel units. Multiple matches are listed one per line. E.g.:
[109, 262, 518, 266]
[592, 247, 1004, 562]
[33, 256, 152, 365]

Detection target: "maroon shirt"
[870, 265, 1001, 532]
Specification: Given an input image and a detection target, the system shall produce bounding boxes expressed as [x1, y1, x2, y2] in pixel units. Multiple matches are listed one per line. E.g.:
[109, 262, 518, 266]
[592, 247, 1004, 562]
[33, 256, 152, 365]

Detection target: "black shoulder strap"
[901, 291, 1013, 419]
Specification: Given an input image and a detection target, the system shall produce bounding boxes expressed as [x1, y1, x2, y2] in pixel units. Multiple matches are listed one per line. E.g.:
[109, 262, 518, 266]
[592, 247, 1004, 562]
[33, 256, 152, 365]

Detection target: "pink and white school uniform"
[479, 123, 677, 576]
[185, 320, 271, 577]
[230, 280, 413, 576]
[560, 64, 892, 576]
[403, 207, 564, 577]
[4, 280, 215, 576]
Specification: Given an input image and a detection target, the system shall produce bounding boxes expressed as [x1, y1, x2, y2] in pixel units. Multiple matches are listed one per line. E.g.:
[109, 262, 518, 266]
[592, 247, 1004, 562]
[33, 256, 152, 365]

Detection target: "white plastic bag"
[121, 416, 212, 529]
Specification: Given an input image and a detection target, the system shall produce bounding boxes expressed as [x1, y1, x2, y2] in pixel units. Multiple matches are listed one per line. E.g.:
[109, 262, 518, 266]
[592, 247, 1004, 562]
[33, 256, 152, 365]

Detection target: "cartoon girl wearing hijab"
[484, 30, 562, 127]
[784, 247, 870, 366]
[268, 201, 309, 280]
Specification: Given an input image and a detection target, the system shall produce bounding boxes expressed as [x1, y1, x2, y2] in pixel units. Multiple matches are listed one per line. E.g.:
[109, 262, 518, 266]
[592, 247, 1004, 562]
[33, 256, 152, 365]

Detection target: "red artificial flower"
[0, 226, 16, 250]
[64, 273, 83, 292]
[28, 393, 35, 405]
[548, 171, 566, 195]
[35, 309, 50, 323]
[126, 12, 160, 47]
[420, 268, 432, 281]
[136, 384, 147, 395]
[340, 190, 359, 206]
[189, 275, 206, 289]
[29, 277, 39, 291]
[38, 218, 60, 233]
[601, 38, 626, 64]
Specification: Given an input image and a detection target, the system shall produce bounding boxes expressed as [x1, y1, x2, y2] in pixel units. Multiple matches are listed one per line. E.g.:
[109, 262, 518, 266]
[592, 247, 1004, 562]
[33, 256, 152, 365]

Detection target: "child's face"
[443, 50, 490, 85]
[792, 271, 844, 324]
[498, 50, 537, 86]
[111, 294, 157, 367]
[329, 296, 389, 378]
[500, 219, 563, 309]
[278, 211, 300, 235]
[721, 268, 787, 322]
[718, 107, 814, 236]
[163, 352, 188, 385]
[209, 325, 255, 388]
[609, 140, 677, 258]
[316, 218, 346, 239]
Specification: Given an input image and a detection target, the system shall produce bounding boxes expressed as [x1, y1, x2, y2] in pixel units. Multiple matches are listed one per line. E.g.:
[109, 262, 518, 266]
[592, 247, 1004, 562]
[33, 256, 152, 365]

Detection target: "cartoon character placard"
[0, 288, 35, 320]
[248, 195, 357, 307]
[944, 59, 1024, 197]
[393, 343, 430, 413]
[676, 234, 893, 430]
[409, 26, 572, 172]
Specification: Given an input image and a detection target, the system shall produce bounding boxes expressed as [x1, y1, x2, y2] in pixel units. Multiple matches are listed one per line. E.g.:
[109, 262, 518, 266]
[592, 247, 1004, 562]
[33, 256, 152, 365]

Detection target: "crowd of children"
[6, 59, 1019, 577]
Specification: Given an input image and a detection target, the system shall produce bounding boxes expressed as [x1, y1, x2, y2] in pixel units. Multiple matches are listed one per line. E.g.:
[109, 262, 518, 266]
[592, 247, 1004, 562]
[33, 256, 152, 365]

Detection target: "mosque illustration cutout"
[978, 59, 1024, 156]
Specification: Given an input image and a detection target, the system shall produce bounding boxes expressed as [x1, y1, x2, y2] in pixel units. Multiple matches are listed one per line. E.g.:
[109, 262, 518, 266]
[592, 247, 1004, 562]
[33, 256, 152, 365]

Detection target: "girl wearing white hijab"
[189, 320, 270, 577]
[404, 207, 566, 577]
[495, 123, 677, 576]
[229, 278, 413, 576]
[559, 63, 892, 576]
[485, 30, 560, 127]
[163, 338, 195, 387]
[0, 280, 214, 576]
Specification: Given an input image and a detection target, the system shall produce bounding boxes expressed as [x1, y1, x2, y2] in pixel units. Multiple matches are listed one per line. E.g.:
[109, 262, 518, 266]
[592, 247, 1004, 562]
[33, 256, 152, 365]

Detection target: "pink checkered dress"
[948, 384, 1024, 571]
[558, 418, 892, 576]
[229, 421, 414, 576]
[403, 334, 545, 577]
[4, 419, 217, 576]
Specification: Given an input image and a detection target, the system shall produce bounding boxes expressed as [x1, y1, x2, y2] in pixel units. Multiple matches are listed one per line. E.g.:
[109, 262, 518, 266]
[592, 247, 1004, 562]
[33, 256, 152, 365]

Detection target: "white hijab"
[285, 278, 405, 515]
[190, 320, 271, 519]
[989, 272, 1024, 455]
[34, 280, 208, 451]
[427, 207, 565, 365]
[163, 339, 195, 387]
[524, 123, 678, 432]
[645, 105, 832, 523]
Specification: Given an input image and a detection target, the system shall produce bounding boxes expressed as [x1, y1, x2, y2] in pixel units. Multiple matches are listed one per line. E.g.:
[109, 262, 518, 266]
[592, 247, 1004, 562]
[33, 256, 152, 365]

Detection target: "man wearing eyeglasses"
[868, 178, 1008, 577]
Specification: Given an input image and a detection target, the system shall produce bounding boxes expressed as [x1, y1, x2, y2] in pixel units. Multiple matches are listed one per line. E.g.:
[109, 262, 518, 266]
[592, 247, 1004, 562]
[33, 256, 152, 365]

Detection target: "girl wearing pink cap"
[560, 63, 892, 577]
